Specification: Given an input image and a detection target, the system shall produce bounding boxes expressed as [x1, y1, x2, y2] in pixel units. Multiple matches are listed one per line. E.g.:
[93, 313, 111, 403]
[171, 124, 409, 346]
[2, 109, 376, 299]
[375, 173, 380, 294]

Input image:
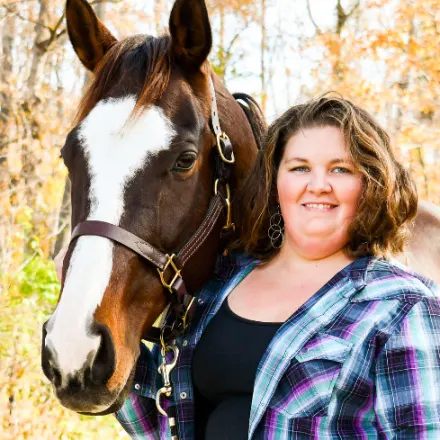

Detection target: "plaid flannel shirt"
[115, 253, 440, 439]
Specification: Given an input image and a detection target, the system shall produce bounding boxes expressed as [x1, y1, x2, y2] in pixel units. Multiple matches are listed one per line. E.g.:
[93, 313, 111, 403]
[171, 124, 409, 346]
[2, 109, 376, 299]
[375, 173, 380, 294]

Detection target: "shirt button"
[180, 392, 187, 400]
[182, 340, 188, 347]
[134, 383, 140, 390]
[198, 299, 204, 305]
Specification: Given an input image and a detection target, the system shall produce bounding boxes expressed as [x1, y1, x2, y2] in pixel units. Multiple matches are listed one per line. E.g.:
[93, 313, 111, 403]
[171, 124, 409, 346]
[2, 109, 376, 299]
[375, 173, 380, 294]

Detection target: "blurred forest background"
[1, 0, 439, 438]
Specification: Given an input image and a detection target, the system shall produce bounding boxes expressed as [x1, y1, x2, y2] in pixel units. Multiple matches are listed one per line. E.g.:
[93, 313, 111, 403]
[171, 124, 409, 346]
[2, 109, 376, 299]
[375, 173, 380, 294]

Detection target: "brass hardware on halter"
[223, 194, 235, 231]
[158, 254, 182, 293]
[214, 179, 235, 231]
[216, 132, 235, 164]
[181, 297, 196, 330]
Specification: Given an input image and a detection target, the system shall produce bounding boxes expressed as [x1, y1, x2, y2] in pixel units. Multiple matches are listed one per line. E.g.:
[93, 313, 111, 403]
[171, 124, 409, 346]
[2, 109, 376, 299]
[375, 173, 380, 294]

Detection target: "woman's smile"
[277, 125, 363, 259]
[301, 202, 338, 212]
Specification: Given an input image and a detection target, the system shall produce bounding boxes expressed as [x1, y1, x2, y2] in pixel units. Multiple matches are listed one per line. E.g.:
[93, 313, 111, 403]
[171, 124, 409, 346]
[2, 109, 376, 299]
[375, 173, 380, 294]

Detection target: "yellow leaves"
[1, 275, 129, 439]
[6, 143, 22, 175]
[365, 0, 389, 9]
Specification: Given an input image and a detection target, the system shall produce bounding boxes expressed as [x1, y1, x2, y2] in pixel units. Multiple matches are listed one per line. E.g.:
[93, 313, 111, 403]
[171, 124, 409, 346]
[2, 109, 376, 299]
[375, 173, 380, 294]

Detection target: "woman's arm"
[375, 297, 440, 438]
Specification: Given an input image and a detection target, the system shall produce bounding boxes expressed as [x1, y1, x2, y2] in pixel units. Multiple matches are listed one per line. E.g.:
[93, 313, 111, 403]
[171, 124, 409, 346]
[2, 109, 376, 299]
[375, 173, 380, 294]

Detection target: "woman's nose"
[306, 172, 332, 193]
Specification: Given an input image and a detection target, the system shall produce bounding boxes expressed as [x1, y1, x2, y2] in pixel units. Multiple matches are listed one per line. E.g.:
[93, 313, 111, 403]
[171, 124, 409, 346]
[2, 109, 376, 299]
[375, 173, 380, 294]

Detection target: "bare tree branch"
[336, 0, 360, 34]
[37, 11, 65, 52]
[0, 4, 53, 30]
[346, 0, 361, 19]
[224, 24, 249, 60]
[306, 0, 319, 32]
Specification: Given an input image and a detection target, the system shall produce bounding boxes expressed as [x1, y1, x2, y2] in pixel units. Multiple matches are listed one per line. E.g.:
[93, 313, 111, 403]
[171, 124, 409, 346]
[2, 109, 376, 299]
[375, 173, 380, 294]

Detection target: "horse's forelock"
[74, 35, 173, 127]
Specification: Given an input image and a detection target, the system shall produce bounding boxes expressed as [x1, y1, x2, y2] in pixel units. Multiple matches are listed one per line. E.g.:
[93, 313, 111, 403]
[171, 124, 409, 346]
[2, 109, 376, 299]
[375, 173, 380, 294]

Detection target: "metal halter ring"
[216, 132, 235, 164]
[214, 180, 235, 231]
[157, 254, 182, 293]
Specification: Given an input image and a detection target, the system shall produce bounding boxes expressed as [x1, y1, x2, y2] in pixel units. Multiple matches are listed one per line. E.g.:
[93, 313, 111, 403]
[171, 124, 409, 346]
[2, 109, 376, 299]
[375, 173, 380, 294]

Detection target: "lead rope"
[154, 75, 234, 439]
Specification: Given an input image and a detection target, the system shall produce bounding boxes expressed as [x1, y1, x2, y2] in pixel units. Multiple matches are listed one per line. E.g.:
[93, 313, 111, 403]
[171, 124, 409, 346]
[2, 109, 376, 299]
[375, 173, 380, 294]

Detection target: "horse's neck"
[400, 200, 440, 284]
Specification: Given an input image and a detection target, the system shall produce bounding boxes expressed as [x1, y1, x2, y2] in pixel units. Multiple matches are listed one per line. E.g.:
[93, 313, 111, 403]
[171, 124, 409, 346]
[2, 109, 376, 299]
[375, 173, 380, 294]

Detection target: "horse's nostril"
[90, 324, 115, 386]
[67, 375, 82, 391]
[42, 347, 63, 388]
[52, 365, 62, 388]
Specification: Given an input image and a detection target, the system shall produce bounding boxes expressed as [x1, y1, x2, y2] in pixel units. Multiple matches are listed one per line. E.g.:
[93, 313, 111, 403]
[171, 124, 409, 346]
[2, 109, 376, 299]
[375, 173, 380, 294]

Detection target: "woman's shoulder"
[350, 256, 439, 304]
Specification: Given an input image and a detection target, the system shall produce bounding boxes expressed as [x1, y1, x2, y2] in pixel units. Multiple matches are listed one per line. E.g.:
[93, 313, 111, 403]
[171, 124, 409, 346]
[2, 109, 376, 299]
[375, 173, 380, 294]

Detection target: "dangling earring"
[268, 205, 284, 249]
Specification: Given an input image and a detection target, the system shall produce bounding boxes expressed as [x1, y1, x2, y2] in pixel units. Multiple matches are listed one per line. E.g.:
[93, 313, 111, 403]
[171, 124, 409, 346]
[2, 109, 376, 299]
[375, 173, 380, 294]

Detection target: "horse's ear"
[66, 0, 117, 72]
[169, 0, 212, 70]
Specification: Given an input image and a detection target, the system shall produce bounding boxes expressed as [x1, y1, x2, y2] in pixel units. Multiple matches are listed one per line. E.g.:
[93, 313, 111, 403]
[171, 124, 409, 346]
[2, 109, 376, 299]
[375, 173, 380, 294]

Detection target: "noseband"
[69, 76, 235, 345]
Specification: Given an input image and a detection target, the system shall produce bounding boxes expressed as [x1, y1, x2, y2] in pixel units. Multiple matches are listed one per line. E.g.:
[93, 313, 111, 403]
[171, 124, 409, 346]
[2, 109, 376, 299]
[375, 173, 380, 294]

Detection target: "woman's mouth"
[302, 203, 338, 211]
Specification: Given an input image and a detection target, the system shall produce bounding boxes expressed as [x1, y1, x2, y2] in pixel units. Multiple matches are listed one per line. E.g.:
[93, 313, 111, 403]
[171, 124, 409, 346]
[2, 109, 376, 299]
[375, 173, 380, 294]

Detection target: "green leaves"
[14, 255, 59, 305]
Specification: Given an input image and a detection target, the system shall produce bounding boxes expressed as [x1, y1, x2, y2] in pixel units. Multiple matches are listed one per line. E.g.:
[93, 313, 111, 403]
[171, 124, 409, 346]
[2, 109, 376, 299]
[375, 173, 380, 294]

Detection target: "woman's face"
[277, 125, 363, 259]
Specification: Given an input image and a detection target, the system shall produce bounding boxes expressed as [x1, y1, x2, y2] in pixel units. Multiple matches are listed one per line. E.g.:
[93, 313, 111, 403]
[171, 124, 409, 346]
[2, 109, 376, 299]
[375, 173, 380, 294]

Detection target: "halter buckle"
[181, 297, 196, 330]
[214, 180, 235, 231]
[157, 254, 182, 293]
[216, 132, 235, 164]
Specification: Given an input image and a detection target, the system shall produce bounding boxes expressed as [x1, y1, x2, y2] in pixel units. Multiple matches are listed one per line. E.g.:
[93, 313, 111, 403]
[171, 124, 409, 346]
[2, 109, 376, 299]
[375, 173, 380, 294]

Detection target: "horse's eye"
[173, 152, 197, 171]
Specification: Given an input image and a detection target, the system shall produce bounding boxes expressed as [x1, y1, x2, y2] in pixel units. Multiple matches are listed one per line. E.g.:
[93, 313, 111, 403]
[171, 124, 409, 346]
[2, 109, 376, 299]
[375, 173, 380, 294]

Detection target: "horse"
[42, 0, 440, 418]
[41, 0, 264, 415]
[401, 200, 440, 284]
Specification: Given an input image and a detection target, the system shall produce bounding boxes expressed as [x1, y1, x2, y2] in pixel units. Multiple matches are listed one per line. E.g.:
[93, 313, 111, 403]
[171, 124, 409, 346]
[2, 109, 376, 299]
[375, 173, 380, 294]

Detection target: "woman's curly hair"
[231, 94, 418, 261]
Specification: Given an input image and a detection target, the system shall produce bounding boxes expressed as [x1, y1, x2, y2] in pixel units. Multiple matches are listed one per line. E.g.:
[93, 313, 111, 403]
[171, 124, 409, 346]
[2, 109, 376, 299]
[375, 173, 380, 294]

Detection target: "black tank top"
[192, 298, 281, 439]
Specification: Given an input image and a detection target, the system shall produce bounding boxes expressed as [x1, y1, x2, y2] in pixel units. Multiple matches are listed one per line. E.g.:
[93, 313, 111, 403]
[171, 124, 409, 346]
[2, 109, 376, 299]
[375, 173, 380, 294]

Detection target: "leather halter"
[69, 76, 235, 344]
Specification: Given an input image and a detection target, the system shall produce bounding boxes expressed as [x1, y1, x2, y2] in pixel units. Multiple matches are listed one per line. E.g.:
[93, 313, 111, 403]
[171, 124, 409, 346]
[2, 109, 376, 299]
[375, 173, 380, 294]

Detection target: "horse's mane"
[233, 93, 266, 150]
[74, 35, 172, 125]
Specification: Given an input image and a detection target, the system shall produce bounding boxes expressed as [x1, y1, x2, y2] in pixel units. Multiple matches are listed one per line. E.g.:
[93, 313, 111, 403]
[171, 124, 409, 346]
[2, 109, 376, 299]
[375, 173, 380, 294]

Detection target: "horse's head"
[42, 0, 261, 415]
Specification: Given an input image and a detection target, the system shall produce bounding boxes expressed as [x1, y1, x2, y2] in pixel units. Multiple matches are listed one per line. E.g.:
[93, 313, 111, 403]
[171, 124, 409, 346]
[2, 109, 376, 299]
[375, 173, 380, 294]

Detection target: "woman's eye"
[332, 167, 351, 174]
[290, 166, 309, 172]
[173, 152, 197, 171]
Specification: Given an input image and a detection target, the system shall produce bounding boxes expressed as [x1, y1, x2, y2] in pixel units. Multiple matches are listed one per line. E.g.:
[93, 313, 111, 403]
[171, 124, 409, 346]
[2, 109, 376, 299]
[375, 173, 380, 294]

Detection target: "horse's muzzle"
[41, 320, 121, 413]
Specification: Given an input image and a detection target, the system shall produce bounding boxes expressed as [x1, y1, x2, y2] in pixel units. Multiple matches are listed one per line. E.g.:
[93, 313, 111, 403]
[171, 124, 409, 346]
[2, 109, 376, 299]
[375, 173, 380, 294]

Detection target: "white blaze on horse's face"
[45, 96, 175, 379]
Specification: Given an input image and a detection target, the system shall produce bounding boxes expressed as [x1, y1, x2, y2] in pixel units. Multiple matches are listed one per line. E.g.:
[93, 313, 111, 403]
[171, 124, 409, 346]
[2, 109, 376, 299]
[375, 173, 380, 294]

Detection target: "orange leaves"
[303, 0, 440, 204]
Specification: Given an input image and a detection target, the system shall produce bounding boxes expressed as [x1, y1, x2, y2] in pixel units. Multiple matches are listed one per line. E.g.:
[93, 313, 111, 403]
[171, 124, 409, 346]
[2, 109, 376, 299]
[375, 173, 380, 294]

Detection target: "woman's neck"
[268, 239, 355, 279]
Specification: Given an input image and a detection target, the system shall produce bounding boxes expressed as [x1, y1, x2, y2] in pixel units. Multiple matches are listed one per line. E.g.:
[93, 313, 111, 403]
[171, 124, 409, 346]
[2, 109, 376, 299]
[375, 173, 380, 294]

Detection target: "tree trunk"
[25, 0, 50, 102]
[0, 8, 15, 170]
[260, 0, 267, 113]
[0, 8, 16, 268]
[154, 0, 165, 35]
[218, 4, 226, 80]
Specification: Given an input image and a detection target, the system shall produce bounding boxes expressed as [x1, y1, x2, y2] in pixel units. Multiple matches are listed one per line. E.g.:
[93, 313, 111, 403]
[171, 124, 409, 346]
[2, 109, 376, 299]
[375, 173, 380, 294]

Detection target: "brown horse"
[401, 200, 440, 284]
[42, 0, 440, 418]
[41, 0, 264, 415]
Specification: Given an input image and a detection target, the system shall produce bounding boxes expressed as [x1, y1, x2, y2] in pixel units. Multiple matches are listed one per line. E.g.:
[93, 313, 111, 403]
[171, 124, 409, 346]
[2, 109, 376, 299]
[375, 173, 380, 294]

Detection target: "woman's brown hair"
[231, 94, 418, 261]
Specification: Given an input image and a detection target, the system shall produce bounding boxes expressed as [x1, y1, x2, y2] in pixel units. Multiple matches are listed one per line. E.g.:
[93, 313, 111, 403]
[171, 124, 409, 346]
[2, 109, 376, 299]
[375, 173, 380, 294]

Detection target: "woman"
[56, 95, 440, 438]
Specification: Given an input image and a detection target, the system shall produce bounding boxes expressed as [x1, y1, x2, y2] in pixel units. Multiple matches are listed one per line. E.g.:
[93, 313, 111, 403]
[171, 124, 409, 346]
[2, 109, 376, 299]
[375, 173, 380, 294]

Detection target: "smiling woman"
[277, 125, 363, 260]
[112, 95, 440, 439]
[236, 94, 418, 262]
